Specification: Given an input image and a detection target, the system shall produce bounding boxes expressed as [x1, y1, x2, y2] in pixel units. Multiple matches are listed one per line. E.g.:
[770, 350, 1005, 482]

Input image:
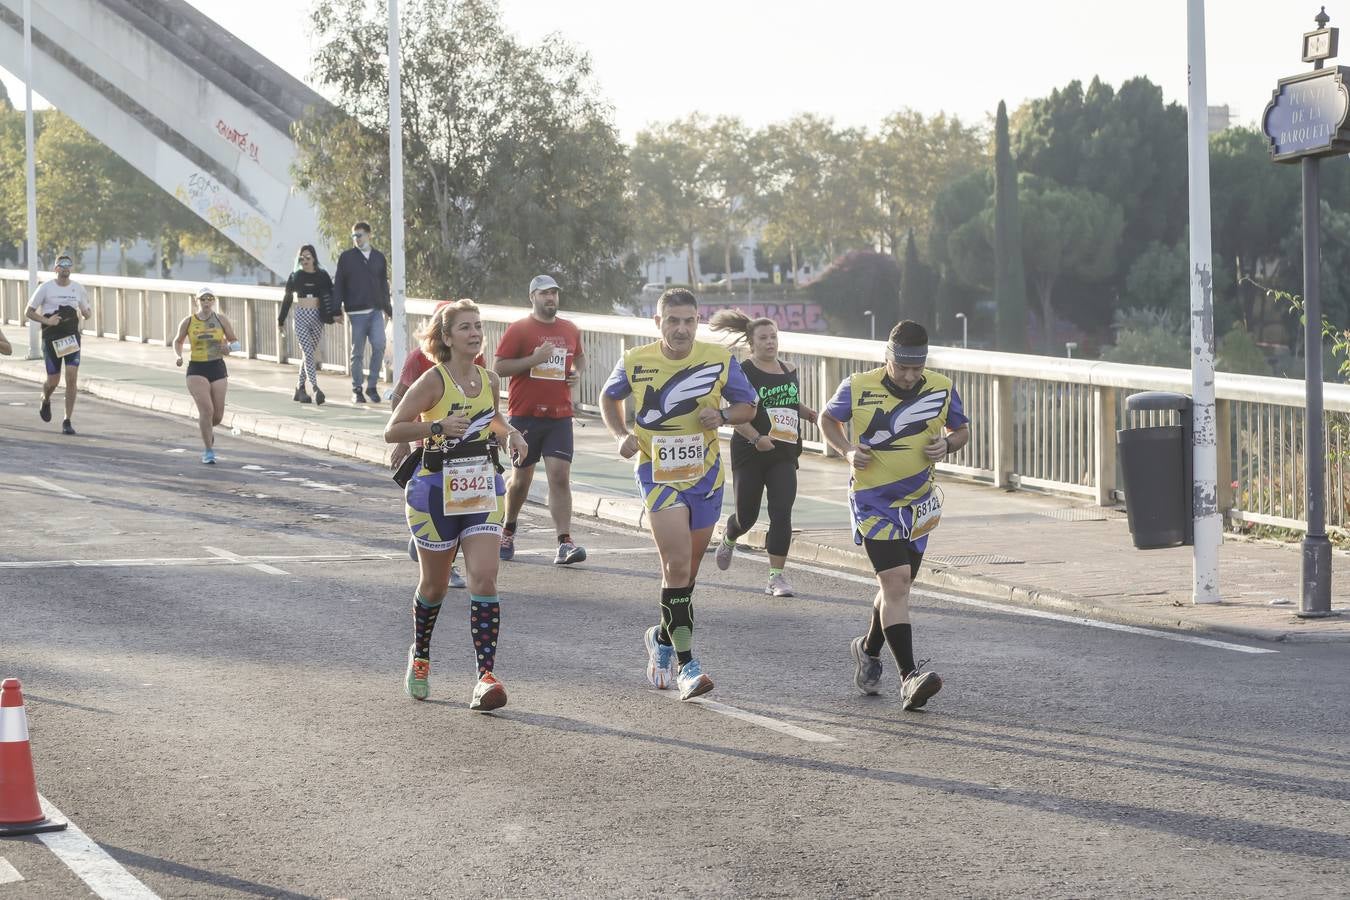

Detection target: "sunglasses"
[351, 233, 367, 239]
[299, 255, 314, 261]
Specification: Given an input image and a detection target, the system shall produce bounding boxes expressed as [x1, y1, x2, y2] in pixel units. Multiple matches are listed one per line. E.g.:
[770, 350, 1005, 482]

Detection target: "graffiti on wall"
[637, 300, 829, 333]
[174, 171, 273, 259]
[215, 119, 261, 164]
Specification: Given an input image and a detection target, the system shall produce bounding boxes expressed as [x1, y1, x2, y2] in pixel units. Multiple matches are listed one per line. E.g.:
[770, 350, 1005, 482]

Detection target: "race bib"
[908, 489, 943, 540]
[651, 433, 705, 484]
[50, 335, 79, 358]
[442, 455, 497, 515]
[768, 407, 799, 443]
[530, 346, 568, 381]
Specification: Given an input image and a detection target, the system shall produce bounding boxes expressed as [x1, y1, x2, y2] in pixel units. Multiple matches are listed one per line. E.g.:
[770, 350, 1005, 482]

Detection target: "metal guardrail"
[5, 268, 1349, 533]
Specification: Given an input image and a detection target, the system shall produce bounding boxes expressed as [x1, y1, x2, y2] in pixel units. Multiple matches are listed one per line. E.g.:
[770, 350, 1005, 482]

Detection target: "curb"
[6, 358, 1344, 645]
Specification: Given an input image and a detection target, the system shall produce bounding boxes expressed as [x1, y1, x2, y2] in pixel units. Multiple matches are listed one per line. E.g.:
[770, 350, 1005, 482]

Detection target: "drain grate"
[1042, 507, 1127, 522]
[927, 553, 1023, 567]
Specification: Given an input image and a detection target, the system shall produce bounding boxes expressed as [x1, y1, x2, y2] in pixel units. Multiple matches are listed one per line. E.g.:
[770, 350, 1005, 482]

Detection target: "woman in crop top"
[277, 244, 334, 405]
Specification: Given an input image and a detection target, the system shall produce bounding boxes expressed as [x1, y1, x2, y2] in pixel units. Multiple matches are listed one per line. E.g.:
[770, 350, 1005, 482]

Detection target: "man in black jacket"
[333, 221, 393, 403]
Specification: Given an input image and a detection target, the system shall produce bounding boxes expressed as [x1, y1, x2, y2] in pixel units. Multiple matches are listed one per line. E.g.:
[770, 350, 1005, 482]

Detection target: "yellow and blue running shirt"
[602, 340, 757, 493]
[824, 367, 968, 544]
[186, 313, 227, 362]
[416, 363, 498, 471]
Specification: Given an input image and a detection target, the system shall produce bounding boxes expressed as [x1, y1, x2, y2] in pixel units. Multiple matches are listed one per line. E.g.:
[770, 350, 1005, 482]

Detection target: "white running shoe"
[643, 625, 676, 689]
[850, 636, 882, 695]
[676, 658, 714, 701]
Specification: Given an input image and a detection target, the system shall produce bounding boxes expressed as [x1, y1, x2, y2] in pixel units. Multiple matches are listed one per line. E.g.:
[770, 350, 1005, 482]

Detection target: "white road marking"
[682, 696, 839, 743]
[37, 795, 160, 899]
[740, 552, 1280, 656]
[162, 448, 186, 454]
[0, 552, 404, 570]
[202, 546, 288, 576]
[23, 476, 89, 501]
[0, 857, 21, 885]
[795, 492, 852, 508]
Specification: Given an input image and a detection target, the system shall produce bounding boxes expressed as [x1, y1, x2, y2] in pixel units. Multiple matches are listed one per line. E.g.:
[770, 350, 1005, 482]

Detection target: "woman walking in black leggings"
[710, 310, 817, 596]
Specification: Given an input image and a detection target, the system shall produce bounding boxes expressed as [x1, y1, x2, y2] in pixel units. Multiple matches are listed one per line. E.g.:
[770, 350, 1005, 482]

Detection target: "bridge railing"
[5, 269, 1348, 533]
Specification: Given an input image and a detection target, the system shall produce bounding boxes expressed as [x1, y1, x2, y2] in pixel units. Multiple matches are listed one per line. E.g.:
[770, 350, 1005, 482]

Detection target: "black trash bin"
[1117, 391, 1193, 549]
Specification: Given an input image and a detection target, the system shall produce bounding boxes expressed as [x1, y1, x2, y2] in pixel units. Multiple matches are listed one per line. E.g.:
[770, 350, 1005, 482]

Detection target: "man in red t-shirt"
[389, 299, 485, 588]
[493, 275, 586, 565]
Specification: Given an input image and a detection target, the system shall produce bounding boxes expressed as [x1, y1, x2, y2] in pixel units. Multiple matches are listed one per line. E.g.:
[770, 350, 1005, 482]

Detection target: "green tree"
[696, 116, 758, 283]
[1216, 321, 1273, 375]
[1100, 308, 1189, 366]
[899, 230, 936, 332]
[297, 0, 632, 307]
[807, 250, 901, 338]
[992, 101, 1028, 352]
[629, 120, 711, 286]
[864, 109, 985, 256]
[1019, 175, 1123, 353]
[757, 115, 869, 284]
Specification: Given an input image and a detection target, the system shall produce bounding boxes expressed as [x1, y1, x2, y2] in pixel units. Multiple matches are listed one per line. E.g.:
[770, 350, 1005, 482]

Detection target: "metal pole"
[387, 0, 408, 382]
[23, 0, 40, 359]
[1300, 155, 1333, 616]
[1186, 0, 1221, 603]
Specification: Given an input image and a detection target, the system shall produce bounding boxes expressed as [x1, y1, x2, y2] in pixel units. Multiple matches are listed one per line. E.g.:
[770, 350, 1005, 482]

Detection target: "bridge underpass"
[0, 0, 328, 276]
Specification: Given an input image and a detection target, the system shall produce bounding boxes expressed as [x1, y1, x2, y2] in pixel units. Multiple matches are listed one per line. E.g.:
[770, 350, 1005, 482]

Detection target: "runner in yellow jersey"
[599, 289, 757, 700]
[819, 320, 970, 711]
[172, 287, 240, 464]
[384, 300, 528, 711]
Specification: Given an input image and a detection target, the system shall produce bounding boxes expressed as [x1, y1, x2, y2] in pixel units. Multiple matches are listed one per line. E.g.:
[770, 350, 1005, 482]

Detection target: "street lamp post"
[954, 312, 968, 349]
[743, 246, 754, 302]
[23, 0, 40, 359]
[1065, 341, 1078, 359]
[387, 0, 408, 382]
[863, 310, 875, 341]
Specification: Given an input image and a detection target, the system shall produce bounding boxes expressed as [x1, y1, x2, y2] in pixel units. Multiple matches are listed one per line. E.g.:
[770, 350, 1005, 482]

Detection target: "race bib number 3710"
[651, 433, 705, 484]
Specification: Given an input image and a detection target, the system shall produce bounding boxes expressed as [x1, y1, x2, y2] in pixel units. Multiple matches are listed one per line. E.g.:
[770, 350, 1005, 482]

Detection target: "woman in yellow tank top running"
[172, 287, 240, 464]
[384, 300, 527, 712]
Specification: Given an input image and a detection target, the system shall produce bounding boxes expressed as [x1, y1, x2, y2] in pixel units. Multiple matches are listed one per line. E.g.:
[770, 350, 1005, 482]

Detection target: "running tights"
[724, 457, 797, 557]
[293, 307, 322, 390]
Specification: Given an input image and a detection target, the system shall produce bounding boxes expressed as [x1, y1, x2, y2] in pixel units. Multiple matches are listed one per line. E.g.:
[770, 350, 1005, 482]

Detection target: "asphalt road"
[2, 383, 1349, 899]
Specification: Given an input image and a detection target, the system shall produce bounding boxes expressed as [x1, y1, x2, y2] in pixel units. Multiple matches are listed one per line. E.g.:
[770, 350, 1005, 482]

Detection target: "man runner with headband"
[819, 320, 969, 711]
[599, 289, 757, 700]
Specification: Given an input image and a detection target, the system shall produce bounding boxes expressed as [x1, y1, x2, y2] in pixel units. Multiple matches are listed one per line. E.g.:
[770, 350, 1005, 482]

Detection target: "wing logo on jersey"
[635, 362, 724, 431]
[441, 408, 497, 449]
[860, 390, 948, 449]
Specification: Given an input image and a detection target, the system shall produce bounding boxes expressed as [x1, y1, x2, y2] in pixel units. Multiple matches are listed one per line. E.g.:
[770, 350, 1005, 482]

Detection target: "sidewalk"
[4, 338, 1349, 644]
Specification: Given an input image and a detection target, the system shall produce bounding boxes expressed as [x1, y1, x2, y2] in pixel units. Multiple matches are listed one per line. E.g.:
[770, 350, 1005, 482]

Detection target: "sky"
[0, 1, 1334, 139]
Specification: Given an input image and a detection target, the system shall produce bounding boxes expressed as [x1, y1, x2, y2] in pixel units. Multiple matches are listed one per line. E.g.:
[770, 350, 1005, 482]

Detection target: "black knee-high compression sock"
[882, 623, 916, 677]
[469, 593, 501, 675]
[863, 605, 885, 656]
[660, 585, 695, 665]
[413, 592, 443, 660]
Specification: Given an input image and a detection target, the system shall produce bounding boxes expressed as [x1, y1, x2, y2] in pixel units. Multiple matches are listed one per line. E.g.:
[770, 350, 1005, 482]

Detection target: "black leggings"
[724, 456, 797, 557]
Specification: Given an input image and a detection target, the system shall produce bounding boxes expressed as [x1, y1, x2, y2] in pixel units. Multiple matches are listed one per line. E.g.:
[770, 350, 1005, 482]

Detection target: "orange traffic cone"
[0, 678, 67, 835]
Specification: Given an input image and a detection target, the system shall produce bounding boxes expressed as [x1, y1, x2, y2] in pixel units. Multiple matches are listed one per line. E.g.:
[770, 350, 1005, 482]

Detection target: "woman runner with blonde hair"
[384, 300, 527, 710]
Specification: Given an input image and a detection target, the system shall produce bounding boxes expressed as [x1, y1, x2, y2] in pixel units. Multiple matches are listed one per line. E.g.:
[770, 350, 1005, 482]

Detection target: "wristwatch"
[718, 408, 729, 425]
[429, 421, 444, 437]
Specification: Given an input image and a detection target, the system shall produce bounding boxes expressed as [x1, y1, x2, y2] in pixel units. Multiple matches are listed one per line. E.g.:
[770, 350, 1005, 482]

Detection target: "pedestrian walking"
[384, 300, 527, 710]
[818, 320, 969, 711]
[599, 289, 757, 700]
[709, 310, 818, 596]
[277, 244, 333, 405]
[332, 221, 392, 404]
[173, 287, 240, 464]
[25, 254, 92, 435]
[494, 275, 587, 565]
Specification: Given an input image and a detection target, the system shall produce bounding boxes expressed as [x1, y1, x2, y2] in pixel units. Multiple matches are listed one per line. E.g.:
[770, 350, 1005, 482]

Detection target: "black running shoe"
[294, 386, 312, 403]
[366, 387, 382, 403]
[900, 660, 942, 711]
[39, 397, 51, 422]
[61, 419, 76, 436]
[352, 389, 366, 403]
[313, 387, 325, 406]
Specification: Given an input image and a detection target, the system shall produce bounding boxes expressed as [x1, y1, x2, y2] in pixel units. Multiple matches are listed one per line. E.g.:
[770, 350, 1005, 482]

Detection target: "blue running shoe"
[676, 657, 714, 701]
[644, 625, 676, 689]
[202, 448, 216, 464]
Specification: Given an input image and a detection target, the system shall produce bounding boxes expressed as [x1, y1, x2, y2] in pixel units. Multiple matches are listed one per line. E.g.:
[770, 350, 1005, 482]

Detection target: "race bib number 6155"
[651, 433, 705, 484]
